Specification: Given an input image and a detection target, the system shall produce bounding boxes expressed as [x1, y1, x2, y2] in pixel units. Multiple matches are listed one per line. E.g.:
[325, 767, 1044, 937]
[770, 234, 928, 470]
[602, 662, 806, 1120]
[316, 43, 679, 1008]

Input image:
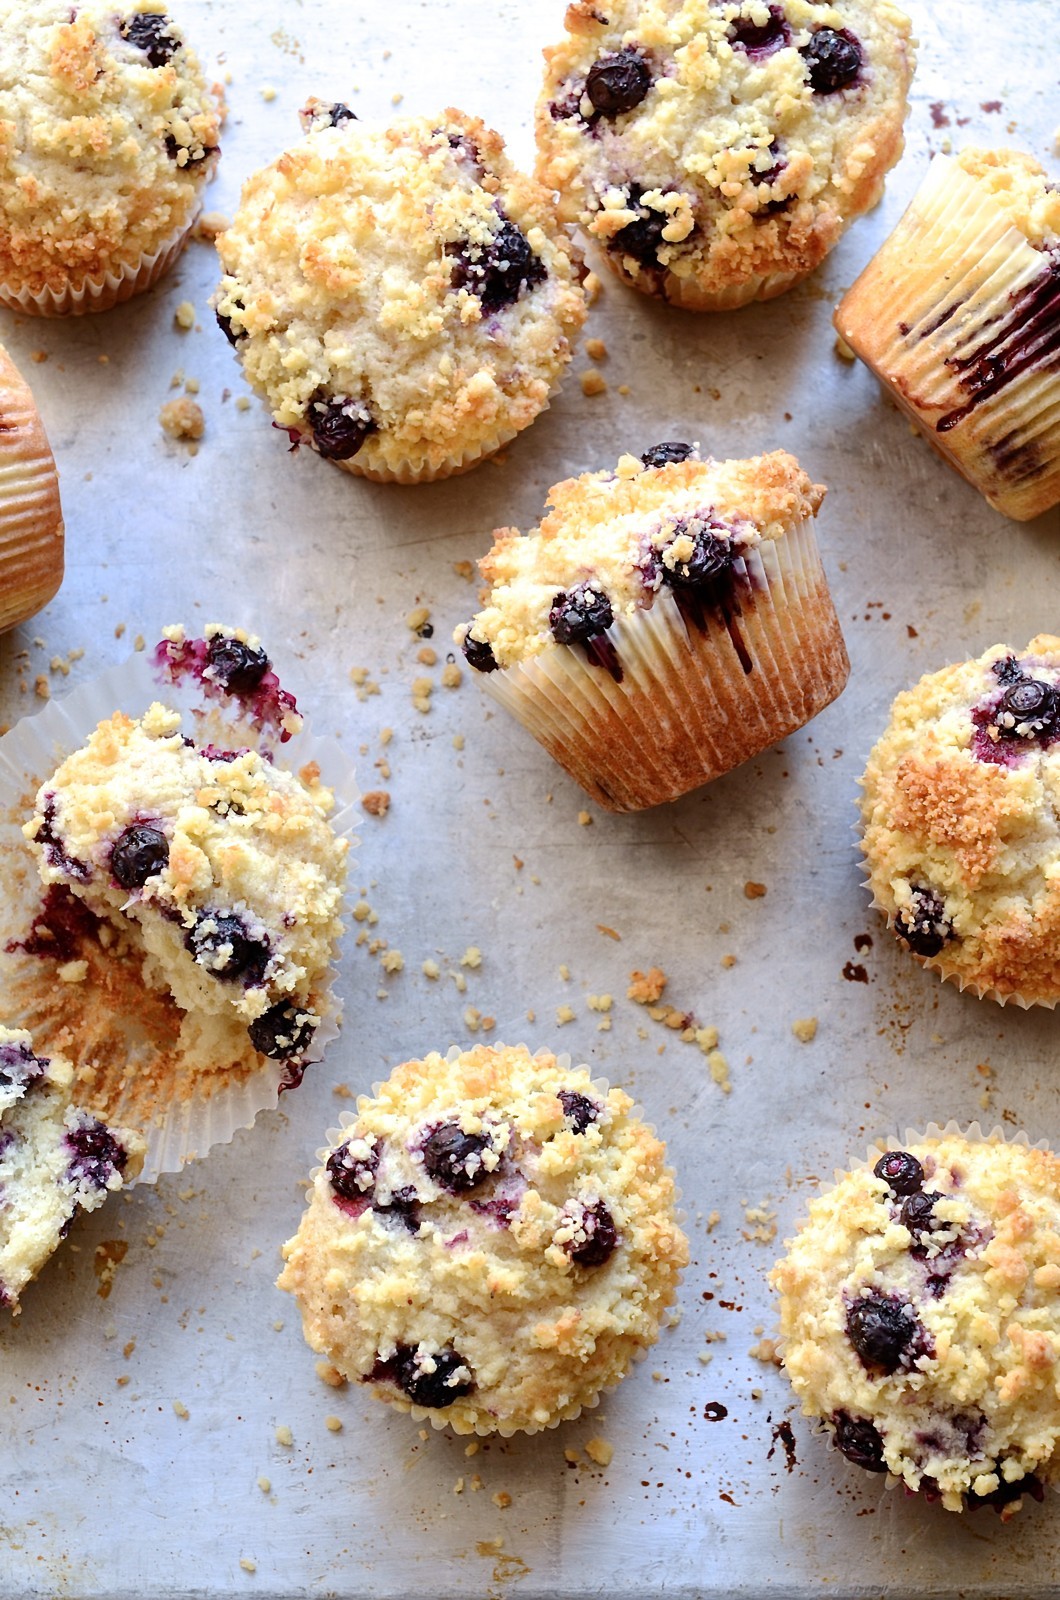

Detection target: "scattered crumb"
[743, 1201, 777, 1244]
[586, 993, 612, 1013]
[585, 337, 608, 361]
[275, 1425, 293, 1447]
[834, 334, 856, 362]
[792, 1016, 818, 1043]
[441, 662, 462, 689]
[159, 396, 205, 441]
[580, 368, 607, 397]
[240, 1559, 257, 1574]
[193, 210, 230, 242]
[362, 790, 391, 818]
[235, 395, 252, 412]
[257, 1476, 271, 1493]
[596, 924, 621, 941]
[417, 645, 437, 666]
[577, 810, 593, 826]
[460, 946, 482, 969]
[705, 1209, 721, 1232]
[422, 958, 441, 980]
[491, 1491, 512, 1509]
[556, 1004, 576, 1025]
[453, 560, 475, 581]
[584, 270, 602, 302]
[381, 950, 404, 975]
[174, 299, 195, 330]
[261, 84, 277, 100]
[709, 1050, 731, 1094]
[30, 349, 47, 363]
[406, 606, 431, 634]
[133, 634, 145, 652]
[411, 676, 433, 713]
[721, 954, 737, 969]
[749, 1337, 783, 1367]
[324, 1415, 343, 1433]
[452, 733, 465, 751]
[628, 967, 667, 1004]
[34, 674, 49, 700]
[744, 881, 767, 899]
[564, 1447, 581, 1465]
[585, 1437, 613, 1467]
[465, 1441, 480, 1457]
[56, 959, 87, 983]
[173, 1400, 190, 1420]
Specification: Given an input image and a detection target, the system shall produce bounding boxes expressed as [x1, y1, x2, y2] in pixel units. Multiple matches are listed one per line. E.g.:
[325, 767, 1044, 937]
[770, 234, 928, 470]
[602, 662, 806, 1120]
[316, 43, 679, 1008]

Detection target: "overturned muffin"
[23, 696, 348, 1068]
[279, 1044, 687, 1434]
[860, 636, 1060, 1004]
[456, 446, 849, 810]
[0, 1026, 143, 1312]
[214, 108, 586, 482]
[772, 1131, 1060, 1514]
[535, 0, 914, 309]
[0, 341, 64, 634]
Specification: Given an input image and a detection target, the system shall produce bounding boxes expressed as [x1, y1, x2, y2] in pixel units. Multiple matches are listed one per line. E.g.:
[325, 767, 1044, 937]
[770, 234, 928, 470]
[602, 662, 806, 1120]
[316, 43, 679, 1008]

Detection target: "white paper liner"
[0, 642, 358, 1182]
[478, 513, 849, 811]
[0, 344, 64, 632]
[835, 155, 1060, 522]
[0, 214, 197, 319]
[283, 1042, 685, 1436]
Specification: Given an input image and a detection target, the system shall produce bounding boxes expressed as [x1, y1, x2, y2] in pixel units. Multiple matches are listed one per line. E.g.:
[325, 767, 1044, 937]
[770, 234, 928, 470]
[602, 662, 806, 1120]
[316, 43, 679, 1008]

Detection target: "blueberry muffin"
[836, 148, 1060, 521]
[860, 637, 1060, 1005]
[0, 1026, 143, 1312]
[535, 0, 914, 310]
[0, 342, 63, 633]
[214, 109, 586, 483]
[23, 696, 348, 1070]
[456, 445, 849, 810]
[278, 1044, 687, 1435]
[772, 1131, 1060, 1514]
[0, 2, 221, 314]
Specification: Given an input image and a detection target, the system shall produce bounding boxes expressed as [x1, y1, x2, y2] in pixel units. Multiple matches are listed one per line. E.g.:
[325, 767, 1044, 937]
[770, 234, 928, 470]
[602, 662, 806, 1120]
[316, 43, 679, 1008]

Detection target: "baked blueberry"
[642, 442, 694, 469]
[421, 1123, 493, 1192]
[846, 1292, 918, 1374]
[307, 394, 376, 461]
[327, 1137, 380, 1201]
[728, 5, 791, 57]
[832, 1411, 887, 1472]
[185, 912, 269, 982]
[461, 630, 499, 673]
[163, 133, 214, 166]
[557, 1089, 599, 1134]
[873, 1150, 925, 1196]
[393, 1344, 474, 1408]
[992, 655, 1025, 687]
[205, 635, 271, 694]
[584, 49, 652, 116]
[323, 103, 357, 127]
[549, 583, 613, 645]
[216, 309, 241, 346]
[995, 678, 1059, 739]
[0, 1040, 47, 1095]
[64, 1118, 128, 1188]
[110, 824, 169, 890]
[248, 1002, 315, 1060]
[566, 1199, 618, 1267]
[801, 28, 862, 93]
[609, 185, 670, 268]
[450, 220, 546, 313]
[661, 519, 735, 590]
[120, 12, 178, 67]
[894, 887, 954, 958]
[374, 1187, 422, 1233]
[899, 1191, 946, 1252]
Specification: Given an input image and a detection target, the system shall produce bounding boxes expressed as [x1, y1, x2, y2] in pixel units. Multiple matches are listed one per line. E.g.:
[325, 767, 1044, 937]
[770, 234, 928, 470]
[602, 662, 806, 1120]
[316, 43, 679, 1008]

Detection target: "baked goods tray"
[0, 1, 1056, 1596]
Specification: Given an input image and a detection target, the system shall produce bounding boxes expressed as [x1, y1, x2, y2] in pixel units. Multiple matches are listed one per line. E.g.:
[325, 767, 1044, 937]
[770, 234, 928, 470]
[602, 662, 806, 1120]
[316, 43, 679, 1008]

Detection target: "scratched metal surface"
[0, 1, 1058, 1595]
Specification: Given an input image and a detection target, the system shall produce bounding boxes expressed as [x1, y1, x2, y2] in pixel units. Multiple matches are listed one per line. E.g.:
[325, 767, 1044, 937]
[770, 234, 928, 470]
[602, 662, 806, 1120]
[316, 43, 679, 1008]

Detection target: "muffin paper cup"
[0, 212, 198, 319]
[0, 344, 64, 632]
[0, 643, 358, 1183]
[288, 1043, 683, 1437]
[479, 513, 849, 812]
[835, 154, 1060, 522]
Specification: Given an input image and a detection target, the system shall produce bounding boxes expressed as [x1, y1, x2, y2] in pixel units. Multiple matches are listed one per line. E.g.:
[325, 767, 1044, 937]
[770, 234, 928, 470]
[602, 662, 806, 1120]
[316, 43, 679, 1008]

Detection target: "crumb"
[559, 964, 570, 981]
[586, 993, 612, 1013]
[184, 376, 200, 395]
[362, 790, 391, 817]
[406, 606, 431, 634]
[792, 1016, 818, 1043]
[133, 634, 145, 652]
[30, 349, 47, 363]
[454, 1477, 465, 1494]
[56, 959, 88, 983]
[159, 397, 205, 441]
[417, 645, 438, 667]
[261, 84, 277, 100]
[275, 1425, 293, 1446]
[706, 1209, 721, 1232]
[422, 958, 441, 980]
[465, 1441, 480, 1457]
[324, 1415, 343, 1433]
[744, 881, 767, 899]
[452, 560, 475, 581]
[491, 1491, 512, 1509]
[584, 270, 602, 302]
[332, 1084, 352, 1099]
[556, 1004, 576, 1025]
[577, 810, 593, 826]
[709, 1050, 731, 1094]
[585, 1437, 613, 1467]
[173, 1400, 190, 1420]
[352, 900, 372, 922]
[580, 369, 607, 397]
[239, 1559, 257, 1574]
[585, 337, 608, 361]
[697, 1351, 714, 1366]
[257, 1476, 271, 1493]
[441, 662, 462, 689]
[34, 674, 50, 699]
[749, 1337, 782, 1366]
[564, 1447, 581, 1465]
[617, 383, 631, 396]
[235, 395, 252, 412]
[834, 334, 856, 362]
[412, 676, 433, 713]
[380, 950, 404, 975]
[464, 1006, 483, 1033]
[743, 1201, 777, 1244]
[460, 946, 482, 969]
[193, 210, 230, 242]
[452, 733, 465, 751]
[174, 299, 195, 330]
[628, 967, 667, 1004]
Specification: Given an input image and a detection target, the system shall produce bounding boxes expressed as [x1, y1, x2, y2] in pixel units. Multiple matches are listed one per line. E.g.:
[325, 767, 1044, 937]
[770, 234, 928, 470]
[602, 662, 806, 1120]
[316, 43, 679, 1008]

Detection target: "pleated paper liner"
[0, 343, 64, 632]
[0, 210, 199, 319]
[835, 154, 1060, 522]
[479, 513, 849, 813]
[282, 1044, 685, 1437]
[0, 640, 358, 1183]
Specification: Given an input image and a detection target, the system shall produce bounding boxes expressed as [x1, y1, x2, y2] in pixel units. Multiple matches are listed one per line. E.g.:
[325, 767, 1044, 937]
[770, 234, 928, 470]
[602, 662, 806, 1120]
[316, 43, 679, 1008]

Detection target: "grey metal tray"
[1, 1, 1058, 1594]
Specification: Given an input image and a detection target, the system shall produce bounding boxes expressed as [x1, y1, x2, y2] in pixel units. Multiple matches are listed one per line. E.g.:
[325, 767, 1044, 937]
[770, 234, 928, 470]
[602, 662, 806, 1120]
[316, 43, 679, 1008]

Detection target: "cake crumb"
[172, 1400, 190, 1420]
[585, 1436, 613, 1467]
[422, 958, 441, 980]
[743, 1201, 777, 1243]
[159, 396, 205, 441]
[460, 946, 482, 969]
[407, 606, 431, 634]
[239, 1558, 257, 1574]
[235, 395, 252, 412]
[35, 674, 50, 699]
[261, 84, 277, 100]
[453, 1477, 465, 1494]
[30, 349, 47, 363]
[441, 662, 462, 688]
[834, 334, 856, 362]
[708, 1050, 732, 1094]
[556, 1004, 576, 1025]
[577, 809, 593, 826]
[491, 1491, 512, 1509]
[453, 560, 475, 581]
[380, 950, 404, 975]
[744, 881, 767, 899]
[174, 299, 196, 330]
[721, 953, 737, 968]
[584, 270, 602, 302]
[792, 1016, 818, 1043]
[580, 368, 607, 397]
[596, 924, 621, 941]
[411, 676, 433, 713]
[706, 1209, 721, 1232]
[584, 337, 608, 361]
[324, 1415, 343, 1433]
[362, 790, 390, 817]
[749, 1337, 783, 1366]
[56, 959, 88, 983]
[586, 993, 612, 1013]
[194, 210, 230, 242]
[564, 1447, 581, 1465]
[314, 1362, 347, 1389]
[257, 1476, 271, 1493]
[628, 967, 667, 1004]
[275, 1425, 293, 1446]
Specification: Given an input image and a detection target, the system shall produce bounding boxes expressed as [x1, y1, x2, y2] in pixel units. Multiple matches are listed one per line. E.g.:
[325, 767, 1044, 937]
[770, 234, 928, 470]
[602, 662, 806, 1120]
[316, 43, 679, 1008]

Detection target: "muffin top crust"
[457, 448, 824, 669]
[860, 636, 1060, 1003]
[279, 1043, 687, 1435]
[214, 108, 587, 479]
[954, 147, 1060, 248]
[773, 1132, 1060, 1512]
[0, 1, 221, 292]
[534, 0, 914, 303]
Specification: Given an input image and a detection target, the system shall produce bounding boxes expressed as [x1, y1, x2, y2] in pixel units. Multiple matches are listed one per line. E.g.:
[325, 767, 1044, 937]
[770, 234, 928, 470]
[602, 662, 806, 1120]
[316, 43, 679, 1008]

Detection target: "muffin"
[278, 1044, 687, 1435]
[860, 636, 1060, 1005]
[0, 1, 221, 315]
[836, 148, 1060, 522]
[213, 108, 587, 483]
[22, 692, 348, 1069]
[455, 445, 849, 811]
[0, 342, 63, 633]
[772, 1130, 1060, 1514]
[0, 1026, 143, 1312]
[535, 0, 915, 310]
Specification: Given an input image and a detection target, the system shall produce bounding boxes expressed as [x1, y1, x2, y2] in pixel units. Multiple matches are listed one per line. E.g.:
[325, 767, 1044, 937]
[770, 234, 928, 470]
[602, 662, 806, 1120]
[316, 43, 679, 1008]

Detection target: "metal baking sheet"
[1, 1, 1058, 1595]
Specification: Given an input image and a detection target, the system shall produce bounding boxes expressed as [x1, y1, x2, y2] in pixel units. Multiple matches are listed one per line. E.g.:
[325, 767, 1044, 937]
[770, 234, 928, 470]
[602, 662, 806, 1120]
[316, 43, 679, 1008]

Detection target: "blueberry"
[609, 186, 670, 268]
[421, 1123, 493, 1193]
[661, 519, 735, 591]
[205, 635, 271, 694]
[992, 655, 1025, 687]
[247, 1002, 315, 1060]
[163, 134, 214, 165]
[185, 912, 269, 982]
[801, 28, 862, 93]
[584, 49, 652, 115]
[549, 583, 613, 646]
[873, 1150, 924, 1196]
[642, 442, 694, 469]
[968, 1471, 1045, 1511]
[324, 103, 357, 127]
[461, 630, 499, 673]
[111, 824, 169, 890]
[374, 1187, 422, 1233]
[307, 394, 375, 461]
[65, 1118, 128, 1188]
[557, 1089, 599, 1134]
[566, 1200, 618, 1267]
[894, 887, 954, 959]
[450, 220, 546, 313]
[728, 5, 791, 57]
[832, 1411, 887, 1473]
[996, 678, 1059, 738]
[327, 1136, 379, 1201]
[216, 310, 240, 346]
[846, 1293, 918, 1374]
[899, 1190, 945, 1252]
[393, 1344, 474, 1408]
[121, 12, 178, 67]
[0, 1041, 47, 1095]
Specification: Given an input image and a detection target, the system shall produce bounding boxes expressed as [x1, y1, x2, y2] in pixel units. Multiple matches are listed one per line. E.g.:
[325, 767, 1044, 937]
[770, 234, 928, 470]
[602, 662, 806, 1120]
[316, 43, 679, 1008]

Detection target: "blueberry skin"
[247, 1003, 315, 1060]
[873, 1150, 925, 1196]
[845, 1293, 918, 1374]
[111, 824, 169, 890]
[421, 1123, 493, 1193]
[584, 49, 652, 116]
[801, 28, 863, 93]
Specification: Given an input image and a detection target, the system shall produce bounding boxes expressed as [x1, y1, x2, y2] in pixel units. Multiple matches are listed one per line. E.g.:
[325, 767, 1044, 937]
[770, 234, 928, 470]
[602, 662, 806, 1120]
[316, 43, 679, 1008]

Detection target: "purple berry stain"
[728, 5, 791, 57]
